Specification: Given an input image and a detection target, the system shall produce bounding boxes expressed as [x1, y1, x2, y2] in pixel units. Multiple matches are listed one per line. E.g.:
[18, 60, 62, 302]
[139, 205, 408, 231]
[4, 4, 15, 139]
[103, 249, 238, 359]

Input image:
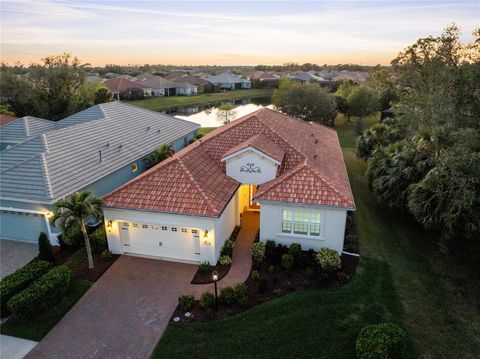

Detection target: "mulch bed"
[74, 253, 119, 282]
[171, 247, 359, 323]
[191, 263, 231, 284]
[53, 246, 75, 265]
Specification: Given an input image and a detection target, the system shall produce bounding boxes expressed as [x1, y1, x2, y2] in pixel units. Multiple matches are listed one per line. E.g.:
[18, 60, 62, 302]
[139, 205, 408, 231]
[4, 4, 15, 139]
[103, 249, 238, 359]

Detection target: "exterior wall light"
[107, 220, 113, 232]
[203, 230, 209, 238]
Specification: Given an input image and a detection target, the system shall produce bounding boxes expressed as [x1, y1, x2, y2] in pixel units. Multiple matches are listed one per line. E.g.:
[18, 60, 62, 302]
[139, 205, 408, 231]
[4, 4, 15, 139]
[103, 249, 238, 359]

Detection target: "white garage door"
[119, 221, 201, 262]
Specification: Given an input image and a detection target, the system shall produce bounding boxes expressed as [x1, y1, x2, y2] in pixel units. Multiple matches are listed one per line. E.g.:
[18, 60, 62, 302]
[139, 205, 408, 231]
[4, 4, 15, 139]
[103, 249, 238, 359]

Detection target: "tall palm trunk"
[80, 217, 94, 269]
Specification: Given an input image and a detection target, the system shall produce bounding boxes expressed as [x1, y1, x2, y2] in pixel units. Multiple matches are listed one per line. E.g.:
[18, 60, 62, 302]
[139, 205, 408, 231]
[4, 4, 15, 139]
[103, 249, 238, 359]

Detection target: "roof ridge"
[22, 117, 30, 137]
[303, 165, 354, 205]
[40, 152, 54, 199]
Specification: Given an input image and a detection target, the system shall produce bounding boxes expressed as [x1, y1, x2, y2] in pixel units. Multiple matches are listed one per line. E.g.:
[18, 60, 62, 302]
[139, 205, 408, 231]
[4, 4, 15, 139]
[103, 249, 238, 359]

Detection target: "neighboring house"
[176, 76, 213, 93]
[203, 72, 251, 90]
[140, 76, 177, 96]
[174, 81, 198, 96]
[135, 73, 156, 82]
[249, 71, 280, 88]
[102, 108, 355, 265]
[103, 78, 153, 99]
[0, 102, 199, 244]
[115, 74, 135, 81]
[0, 114, 17, 126]
[288, 71, 326, 83]
[0, 116, 57, 151]
[164, 71, 187, 81]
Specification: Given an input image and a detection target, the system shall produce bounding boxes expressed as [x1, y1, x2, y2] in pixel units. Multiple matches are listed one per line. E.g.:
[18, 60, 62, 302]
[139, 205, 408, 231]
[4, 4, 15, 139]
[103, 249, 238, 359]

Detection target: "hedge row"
[0, 260, 53, 312]
[7, 265, 71, 321]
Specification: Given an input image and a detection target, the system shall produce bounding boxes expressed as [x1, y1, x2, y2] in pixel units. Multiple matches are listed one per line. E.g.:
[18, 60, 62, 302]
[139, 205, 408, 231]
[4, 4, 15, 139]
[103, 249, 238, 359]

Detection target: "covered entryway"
[249, 185, 260, 210]
[119, 221, 202, 262]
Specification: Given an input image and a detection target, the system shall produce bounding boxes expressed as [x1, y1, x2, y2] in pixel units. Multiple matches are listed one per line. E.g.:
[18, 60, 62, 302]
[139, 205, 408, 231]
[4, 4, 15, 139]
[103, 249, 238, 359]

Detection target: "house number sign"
[240, 162, 262, 173]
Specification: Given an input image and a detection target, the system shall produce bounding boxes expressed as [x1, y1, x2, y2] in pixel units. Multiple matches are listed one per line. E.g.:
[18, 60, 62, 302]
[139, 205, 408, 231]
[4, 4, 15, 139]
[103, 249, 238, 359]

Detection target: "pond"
[165, 97, 273, 128]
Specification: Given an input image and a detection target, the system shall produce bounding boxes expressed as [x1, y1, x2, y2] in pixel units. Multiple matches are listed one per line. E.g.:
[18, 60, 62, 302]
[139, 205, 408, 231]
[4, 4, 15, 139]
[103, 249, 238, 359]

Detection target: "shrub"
[315, 248, 341, 273]
[337, 271, 351, 284]
[281, 253, 294, 269]
[200, 292, 215, 309]
[0, 260, 53, 313]
[7, 265, 71, 321]
[38, 232, 55, 263]
[356, 323, 407, 359]
[305, 267, 316, 281]
[220, 286, 236, 305]
[288, 243, 302, 257]
[198, 262, 212, 273]
[273, 288, 283, 297]
[219, 255, 232, 266]
[178, 295, 195, 311]
[251, 242, 266, 262]
[101, 249, 113, 262]
[268, 265, 275, 274]
[90, 225, 108, 254]
[233, 283, 248, 307]
[265, 240, 276, 252]
[251, 270, 260, 281]
[220, 240, 235, 257]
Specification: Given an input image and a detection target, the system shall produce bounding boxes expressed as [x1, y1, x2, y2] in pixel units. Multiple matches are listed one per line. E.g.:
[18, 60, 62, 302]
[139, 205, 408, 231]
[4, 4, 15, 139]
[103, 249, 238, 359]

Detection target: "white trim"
[221, 147, 282, 166]
[342, 251, 360, 257]
[256, 199, 354, 211]
[0, 197, 52, 204]
[124, 253, 201, 265]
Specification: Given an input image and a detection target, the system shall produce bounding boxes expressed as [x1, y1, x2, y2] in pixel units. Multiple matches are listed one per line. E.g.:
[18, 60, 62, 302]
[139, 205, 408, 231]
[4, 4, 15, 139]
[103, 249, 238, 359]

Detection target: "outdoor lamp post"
[212, 270, 219, 311]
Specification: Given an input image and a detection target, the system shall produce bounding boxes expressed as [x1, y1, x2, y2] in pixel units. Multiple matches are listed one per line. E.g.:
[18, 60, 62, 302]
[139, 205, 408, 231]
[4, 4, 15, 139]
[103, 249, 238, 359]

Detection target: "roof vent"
[314, 139, 319, 144]
[118, 144, 123, 150]
[157, 129, 161, 133]
[105, 143, 110, 148]
[146, 126, 150, 131]
[98, 150, 102, 162]
[310, 133, 314, 137]
[314, 154, 318, 159]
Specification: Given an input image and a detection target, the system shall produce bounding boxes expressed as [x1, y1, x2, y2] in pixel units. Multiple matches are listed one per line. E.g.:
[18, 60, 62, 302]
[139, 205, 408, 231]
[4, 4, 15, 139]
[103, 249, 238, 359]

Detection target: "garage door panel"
[0, 211, 48, 243]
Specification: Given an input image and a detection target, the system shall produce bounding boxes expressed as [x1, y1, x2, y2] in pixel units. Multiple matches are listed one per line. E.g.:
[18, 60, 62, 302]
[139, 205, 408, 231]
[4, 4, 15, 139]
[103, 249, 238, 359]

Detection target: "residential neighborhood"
[0, 1, 478, 359]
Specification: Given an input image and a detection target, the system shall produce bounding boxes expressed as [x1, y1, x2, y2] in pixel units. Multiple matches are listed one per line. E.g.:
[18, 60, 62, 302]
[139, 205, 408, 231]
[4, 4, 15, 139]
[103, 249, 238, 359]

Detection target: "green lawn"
[129, 89, 274, 111]
[152, 115, 480, 358]
[0, 249, 92, 341]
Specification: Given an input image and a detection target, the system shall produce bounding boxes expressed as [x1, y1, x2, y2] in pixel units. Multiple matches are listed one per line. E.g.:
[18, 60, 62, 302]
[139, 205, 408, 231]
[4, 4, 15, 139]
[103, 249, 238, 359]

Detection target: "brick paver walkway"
[26, 212, 259, 359]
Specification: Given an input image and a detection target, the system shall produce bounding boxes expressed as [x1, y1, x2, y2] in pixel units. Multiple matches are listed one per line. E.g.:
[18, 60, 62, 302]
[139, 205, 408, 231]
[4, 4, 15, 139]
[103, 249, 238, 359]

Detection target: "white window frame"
[281, 209, 325, 239]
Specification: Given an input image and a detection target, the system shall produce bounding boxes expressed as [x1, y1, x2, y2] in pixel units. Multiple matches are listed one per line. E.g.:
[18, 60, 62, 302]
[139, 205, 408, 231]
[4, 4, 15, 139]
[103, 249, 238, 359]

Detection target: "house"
[176, 76, 213, 93]
[135, 73, 156, 82]
[0, 114, 17, 126]
[103, 78, 153, 99]
[164, 71, 187, 81]
[102, 108, 355, 265]
[203, 72, 251, 90]
[0, 116, 57, 151]
[288, 71, 326, 83]
[248, 71, 280, 88]
[0, 102, 199, 244]
[140, 76, 177, 96]
[174, 81, 198, 96]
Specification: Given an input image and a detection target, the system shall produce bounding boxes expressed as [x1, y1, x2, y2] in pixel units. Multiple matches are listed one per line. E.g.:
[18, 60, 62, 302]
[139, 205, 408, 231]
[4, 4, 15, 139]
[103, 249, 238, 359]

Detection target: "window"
[181, 228, 188, 233]
[192, 229, 199, 234]
[282, 209, 322, 237]
[123, 222, 130, 227]
[171, 227, 177, 232]
[132, 223, 138, 228]
[161, 226, 168, 231]
[142, 224, 148, 229]
[131, 162, 138, 172]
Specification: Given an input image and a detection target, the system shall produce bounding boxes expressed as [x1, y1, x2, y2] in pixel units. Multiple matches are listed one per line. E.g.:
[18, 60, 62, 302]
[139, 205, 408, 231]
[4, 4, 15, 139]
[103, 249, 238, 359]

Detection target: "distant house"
[115, 74, 135, 81]
[103, 78, 153, 99]
[164, 71, 187, 81]
[135, 73, 156, 82]
[174, 81, 198, 96]
[0, 102, 199, 244]
[203, 72, 252, 90]
[248, 71, 279, 88]
[288, 72, 326, 83]
[140, 76, 177, 96]
[0, 114, 17, 126]
[177, 76, 213, 93]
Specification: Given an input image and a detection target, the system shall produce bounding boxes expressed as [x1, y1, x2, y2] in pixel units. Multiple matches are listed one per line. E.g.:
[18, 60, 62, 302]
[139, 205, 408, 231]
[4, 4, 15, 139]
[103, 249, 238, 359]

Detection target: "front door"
[249, 185, 260, 210]
[193, 231, 201, 255]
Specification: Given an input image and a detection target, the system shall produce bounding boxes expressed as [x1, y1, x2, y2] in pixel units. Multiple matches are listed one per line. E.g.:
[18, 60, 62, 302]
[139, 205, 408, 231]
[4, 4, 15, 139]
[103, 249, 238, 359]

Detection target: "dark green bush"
[251, 270, 260, 281]
[356, 323, 407, 359]
[233, 283, 248, 307]
[200, 292, 215, 309]
[0, 260, 53, 313]
[101, 249, 113, 262]
[90, 225, 108, 254]
[220, 286, 235, 305]
[288, 243, 302, 257]
[7, 265, 71, 321]
[220, 240, 234, 257]
[219, 255, 232, 265]
[38, 232, 55, 263]
[265, 240, 276, 252]
[315, 248, 341, 273]
[281, 253, 294, 269]
[251, 242, 265, 262]
[178, 294, 195, 311]
[198, 262, 212, 273]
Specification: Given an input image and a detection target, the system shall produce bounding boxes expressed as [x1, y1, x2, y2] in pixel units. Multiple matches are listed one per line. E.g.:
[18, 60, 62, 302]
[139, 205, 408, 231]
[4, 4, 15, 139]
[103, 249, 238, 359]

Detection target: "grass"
[152, 115, 480, 358]
[199, 127, 215, 136]
[0, 248, 92, 341]
[128, 88, 274, 111]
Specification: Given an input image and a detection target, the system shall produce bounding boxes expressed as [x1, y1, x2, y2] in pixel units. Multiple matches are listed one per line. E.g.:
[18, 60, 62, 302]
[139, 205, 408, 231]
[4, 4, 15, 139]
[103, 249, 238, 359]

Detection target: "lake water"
[167, 97, 273, 128]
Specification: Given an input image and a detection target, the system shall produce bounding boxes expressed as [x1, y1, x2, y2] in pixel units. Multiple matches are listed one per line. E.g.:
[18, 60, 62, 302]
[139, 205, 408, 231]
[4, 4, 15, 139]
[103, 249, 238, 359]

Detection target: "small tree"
[347, 86, 379, 134]
[51, 191, 102, 269]
[38, 232, 55, 263]
[271, 76, 292, 106]
[146, 144, 174, 169]
[216, 103, 237, 125]
[94, 88, 113, 104]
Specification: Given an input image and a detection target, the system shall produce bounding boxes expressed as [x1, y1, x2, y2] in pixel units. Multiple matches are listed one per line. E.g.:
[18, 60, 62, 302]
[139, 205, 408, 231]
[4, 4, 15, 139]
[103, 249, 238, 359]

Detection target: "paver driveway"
[26, 256, 197, 359]
[0, 240, 38, 279]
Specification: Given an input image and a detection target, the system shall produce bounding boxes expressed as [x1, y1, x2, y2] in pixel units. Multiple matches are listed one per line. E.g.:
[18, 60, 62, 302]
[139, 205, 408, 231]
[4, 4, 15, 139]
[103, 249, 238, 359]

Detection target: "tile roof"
[103, 108, 355, 216]
[203, 72, 251, 85]
[0, 102, 199, 203]
[221, 133, 285, 163]
[135, 73, 156, 81]
[104, 78, 151, 92]
[140, 76, 176, 89]
[0, 114, 17, 126]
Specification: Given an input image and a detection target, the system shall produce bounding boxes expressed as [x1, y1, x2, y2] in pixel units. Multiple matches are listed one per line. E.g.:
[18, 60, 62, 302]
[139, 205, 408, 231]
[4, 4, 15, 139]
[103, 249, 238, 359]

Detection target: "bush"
[90, 225, 108, 254]
[200, 292, 215, 309]
[251, 270, 260, 281]
[219, 255, 232, 266]
[38, 232, 55, 263]
[268, 265, 275, 274]
[251, 242, 266, 262]
[220, 286, 236, 305]
[101, 249, 113, 262]
[198, 262, 212, 273]
[356, 323, 407, 359]
[178, 294, 195, 311]
[265, 240, 276, 252]
[288, 243, 302, 257]
[281, 253, 294, 269]
[220, 240, 235, 257]
[233, 283, 248, 307]
[315, 248, 341, 273]
[7, 265, 71, 321]
[0, 260, 53, 313]
[305, 267, 316, 281]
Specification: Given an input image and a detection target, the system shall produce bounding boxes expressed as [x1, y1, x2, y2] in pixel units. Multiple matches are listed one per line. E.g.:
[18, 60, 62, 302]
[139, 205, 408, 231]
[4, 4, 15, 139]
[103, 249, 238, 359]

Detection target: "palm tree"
[146, 143, 174, 169]
[51, 191, 102, 269]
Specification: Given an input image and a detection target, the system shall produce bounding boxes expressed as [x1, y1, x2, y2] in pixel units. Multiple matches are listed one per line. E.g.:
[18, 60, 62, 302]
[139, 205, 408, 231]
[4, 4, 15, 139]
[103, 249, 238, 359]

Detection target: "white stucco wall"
[237, 184, 250, 215]
[213, 195, 237, 260]
[258, 201, 348, 253]
[224, 150, 279, 185]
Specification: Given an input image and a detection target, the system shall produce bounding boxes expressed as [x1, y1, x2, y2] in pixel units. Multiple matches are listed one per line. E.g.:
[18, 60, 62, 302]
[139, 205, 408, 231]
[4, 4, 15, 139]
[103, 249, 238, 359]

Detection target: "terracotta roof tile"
[221, 133, 285, 163]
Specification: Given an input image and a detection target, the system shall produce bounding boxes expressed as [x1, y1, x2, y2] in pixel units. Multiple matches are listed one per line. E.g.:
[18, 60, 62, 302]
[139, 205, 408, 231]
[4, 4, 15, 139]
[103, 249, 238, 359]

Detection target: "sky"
[1, 0, 478, 66]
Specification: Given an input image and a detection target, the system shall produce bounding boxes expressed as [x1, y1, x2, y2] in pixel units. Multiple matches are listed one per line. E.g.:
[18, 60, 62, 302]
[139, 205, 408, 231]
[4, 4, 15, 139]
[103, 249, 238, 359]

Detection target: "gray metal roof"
[203, 72, 251, 85]
[0, 102, 199, 203]
[140, 76, 176, 89]
[0, 116, 57, 143]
